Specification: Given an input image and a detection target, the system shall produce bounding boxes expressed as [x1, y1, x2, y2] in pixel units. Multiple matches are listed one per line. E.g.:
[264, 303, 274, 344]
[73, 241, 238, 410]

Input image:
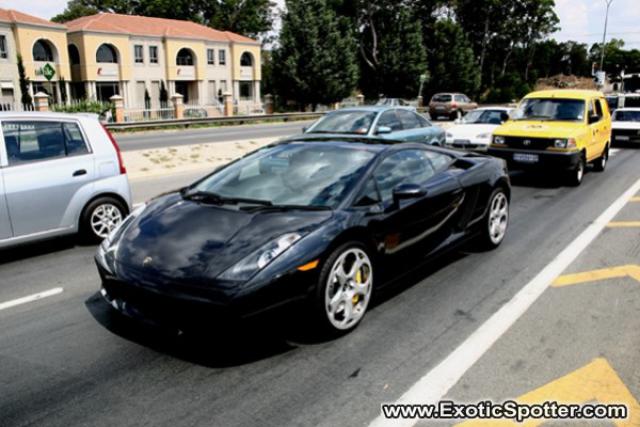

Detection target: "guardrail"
[106, 111, 326, 131]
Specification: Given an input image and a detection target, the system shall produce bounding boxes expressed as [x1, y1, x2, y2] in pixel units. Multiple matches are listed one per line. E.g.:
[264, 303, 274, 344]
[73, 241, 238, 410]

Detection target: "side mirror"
[376, 126, 392, 135]
[393, 183, 426, 203]
[588, 115, 600, 124]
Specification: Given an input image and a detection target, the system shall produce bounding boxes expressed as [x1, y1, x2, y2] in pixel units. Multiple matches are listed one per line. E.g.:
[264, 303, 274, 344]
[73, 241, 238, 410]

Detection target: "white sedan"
[611, 108, 640, 144]
[445, 107, 513, 151]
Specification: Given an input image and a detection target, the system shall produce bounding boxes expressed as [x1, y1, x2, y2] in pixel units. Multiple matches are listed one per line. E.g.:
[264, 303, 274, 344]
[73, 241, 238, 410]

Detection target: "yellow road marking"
[552, 265, 640, 287]
[608, 221, 640, 228]
[457, 358, 640, 426]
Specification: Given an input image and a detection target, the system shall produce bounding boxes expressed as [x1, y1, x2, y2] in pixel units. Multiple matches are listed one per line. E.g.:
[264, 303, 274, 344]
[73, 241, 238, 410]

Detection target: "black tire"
[80, 196, 128, 243]
[567, 153, 586, 186]
[593, 144, 609, 172]
[477, 187, 510, 250]
[310, 242, 374, 335]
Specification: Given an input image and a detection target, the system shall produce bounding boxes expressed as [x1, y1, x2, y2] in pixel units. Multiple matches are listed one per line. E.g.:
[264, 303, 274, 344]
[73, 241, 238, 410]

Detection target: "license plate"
[514, 153, 539, 163]
[616, 135, 630, 141]
[454, 139, 471, 145]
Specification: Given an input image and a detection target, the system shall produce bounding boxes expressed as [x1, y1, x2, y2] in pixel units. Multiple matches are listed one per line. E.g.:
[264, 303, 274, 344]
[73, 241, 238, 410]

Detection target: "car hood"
[448, 124, 497, 139]
[114, 194, 332, 283]
[612, 121, 640, 130]
[495, 120, 586, 138]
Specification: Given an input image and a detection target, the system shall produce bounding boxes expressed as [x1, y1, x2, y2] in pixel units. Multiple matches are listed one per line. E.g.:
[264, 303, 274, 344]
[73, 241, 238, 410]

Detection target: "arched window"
[68, 44, 80, 65]
[176, 48, 194, 66]
[96, 44, 118, 63]
[33, 40, 54, 62]
[240, 52, 253, 67]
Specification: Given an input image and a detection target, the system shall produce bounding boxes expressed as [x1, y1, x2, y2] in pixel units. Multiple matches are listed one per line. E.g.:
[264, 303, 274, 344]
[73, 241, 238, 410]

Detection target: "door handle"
[72, 169, 87, 177]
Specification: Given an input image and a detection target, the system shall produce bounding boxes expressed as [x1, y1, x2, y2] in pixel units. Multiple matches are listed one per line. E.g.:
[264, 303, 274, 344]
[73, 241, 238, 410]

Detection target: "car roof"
[0, 111, 99, 120]
[525, 89, 604, 100]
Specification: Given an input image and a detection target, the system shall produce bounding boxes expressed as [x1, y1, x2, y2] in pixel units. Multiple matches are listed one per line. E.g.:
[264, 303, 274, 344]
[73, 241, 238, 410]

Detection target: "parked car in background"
[376, 98, 416, 110]
[96, 138, 510, 334]
[445, 107, 513, 151]
[611, 108, 640, 144]
[429, 93, 478, 120]
[488, 90, 611, 186]
[298, 106, 445, 145]
[0, 113, 131, 248]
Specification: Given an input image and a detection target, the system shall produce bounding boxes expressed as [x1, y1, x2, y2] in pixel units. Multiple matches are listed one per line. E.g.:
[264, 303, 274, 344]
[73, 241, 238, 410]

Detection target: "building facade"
[0, 9, 71, 106]
[65, 13, 262, 112]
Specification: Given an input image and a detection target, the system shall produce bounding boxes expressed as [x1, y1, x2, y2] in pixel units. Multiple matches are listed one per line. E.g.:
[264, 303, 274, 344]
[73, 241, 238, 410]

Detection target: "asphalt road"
[114, 120, 315, 152]
[1, 147, 640, 427]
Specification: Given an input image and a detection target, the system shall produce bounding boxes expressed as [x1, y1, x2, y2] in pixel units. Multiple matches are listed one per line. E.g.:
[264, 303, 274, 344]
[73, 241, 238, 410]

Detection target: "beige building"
[65, 13, 262, 112]
[0, 9, 71, 106]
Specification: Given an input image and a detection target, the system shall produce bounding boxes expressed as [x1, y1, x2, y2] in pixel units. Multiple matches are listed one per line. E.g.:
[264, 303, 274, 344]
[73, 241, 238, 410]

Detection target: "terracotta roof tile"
[0, 8, 66, 29]
[65, 13, 258, 44]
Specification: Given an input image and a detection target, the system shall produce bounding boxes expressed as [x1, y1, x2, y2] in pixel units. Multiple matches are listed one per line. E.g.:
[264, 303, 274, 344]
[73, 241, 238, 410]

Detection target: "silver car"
[0, 112, 132, 248]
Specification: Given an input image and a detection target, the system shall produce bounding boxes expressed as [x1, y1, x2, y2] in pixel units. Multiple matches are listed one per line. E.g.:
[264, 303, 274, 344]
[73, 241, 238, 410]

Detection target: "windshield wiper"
[182, 190, 273, 206]
[245, 204, 332, 212]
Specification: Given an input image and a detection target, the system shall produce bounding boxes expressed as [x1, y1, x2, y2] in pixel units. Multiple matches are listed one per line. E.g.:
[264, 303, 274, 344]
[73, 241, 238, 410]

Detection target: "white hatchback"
[611, 108, 640, 144]
[0, 112, 132, 248]
[445, 107, 513, 151]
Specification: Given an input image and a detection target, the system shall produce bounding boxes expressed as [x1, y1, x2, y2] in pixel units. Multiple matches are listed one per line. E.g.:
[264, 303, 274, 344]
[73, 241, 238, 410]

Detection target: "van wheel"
[81, 197, 128, 243]
[593, 145, 609, 172]
[567, 154, 586, 186]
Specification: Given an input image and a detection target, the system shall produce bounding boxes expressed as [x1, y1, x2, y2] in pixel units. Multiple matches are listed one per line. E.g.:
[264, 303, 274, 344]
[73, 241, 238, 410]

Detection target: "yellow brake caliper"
[352, 269, 362, 305]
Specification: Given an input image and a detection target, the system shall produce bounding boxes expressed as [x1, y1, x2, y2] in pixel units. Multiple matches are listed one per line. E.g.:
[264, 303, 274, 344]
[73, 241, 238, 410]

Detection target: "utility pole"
[600, 0, 614, 72]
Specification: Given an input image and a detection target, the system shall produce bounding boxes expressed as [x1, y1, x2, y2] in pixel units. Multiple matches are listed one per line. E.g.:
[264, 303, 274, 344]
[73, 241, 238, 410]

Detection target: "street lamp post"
[600, 0, 614, 72]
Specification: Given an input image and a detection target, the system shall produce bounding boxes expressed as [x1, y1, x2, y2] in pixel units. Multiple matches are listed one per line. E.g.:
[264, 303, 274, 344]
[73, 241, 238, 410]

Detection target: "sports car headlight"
[96, 203, 146, 273]
[477, 132, 491, 139]
[219, 232, 303, 281]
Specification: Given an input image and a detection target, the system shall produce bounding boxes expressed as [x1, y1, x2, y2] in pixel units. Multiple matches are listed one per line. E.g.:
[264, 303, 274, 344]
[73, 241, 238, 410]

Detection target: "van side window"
[594, 99, 604, 119]
[2, 121, 88, 166]
[587, 101, 595, 121]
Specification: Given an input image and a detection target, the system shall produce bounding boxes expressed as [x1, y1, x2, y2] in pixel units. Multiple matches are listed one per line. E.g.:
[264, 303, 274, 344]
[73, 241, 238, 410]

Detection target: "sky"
[1, 0, 639, 47]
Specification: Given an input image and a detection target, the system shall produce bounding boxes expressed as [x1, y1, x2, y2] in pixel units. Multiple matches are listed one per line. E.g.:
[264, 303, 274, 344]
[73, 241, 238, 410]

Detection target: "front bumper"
[446, 139, 490, 151]
[487, 147, 581, 170]
[96, 260, 313, 327]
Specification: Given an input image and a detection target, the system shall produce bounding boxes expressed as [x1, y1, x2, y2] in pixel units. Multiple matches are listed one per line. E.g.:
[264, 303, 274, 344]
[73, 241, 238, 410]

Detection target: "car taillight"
[101, 123, 126, 174]
[451, 103, 458, 109]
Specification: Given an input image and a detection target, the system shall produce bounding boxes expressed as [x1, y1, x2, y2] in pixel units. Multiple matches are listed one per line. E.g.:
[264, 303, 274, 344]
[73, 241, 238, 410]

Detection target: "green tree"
[52, 0, 133, 22]
[272, 0, 359, 110]
[17, 55, 32, 107]
[357, 2, 427, 99]
[425, 19, 480, 98]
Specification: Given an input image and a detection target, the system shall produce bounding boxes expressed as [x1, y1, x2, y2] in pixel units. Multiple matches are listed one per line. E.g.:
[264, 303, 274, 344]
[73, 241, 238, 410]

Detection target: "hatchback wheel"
[478, 188, 509, 250]
[314, 243, 374, 334]
[81, 197, 128, 243]
[593, 145, 609, 172]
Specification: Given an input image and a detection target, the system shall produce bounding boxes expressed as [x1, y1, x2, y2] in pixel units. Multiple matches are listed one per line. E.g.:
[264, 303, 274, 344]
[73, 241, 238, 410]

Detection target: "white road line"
[610, 148, 621, 156]
[0, 288, 64, 312]
[369, 176, 640, 427]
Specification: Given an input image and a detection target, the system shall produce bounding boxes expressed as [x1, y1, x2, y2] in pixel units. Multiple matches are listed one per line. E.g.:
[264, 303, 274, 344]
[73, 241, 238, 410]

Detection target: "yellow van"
[488, 90, 611, 186]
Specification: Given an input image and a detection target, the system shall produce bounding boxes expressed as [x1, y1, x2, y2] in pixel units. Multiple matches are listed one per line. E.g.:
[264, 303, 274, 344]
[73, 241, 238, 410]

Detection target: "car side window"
[354, 177, 381, 206]
[3, 121, 65, 166]
[373, 150, 436, 205]
[424, 151, 453, 172]
[63, 122, 90, 156]
[377, 110, 403, 132]
[455, 95, 465, 103]
[415, 113, 431, 127]
[587, 100, 596, 121]
[397, 109, 421, 130]
[594, 99, 604, 119]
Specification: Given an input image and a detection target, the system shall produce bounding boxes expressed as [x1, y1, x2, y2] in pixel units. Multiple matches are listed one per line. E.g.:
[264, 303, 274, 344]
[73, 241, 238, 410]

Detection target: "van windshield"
[514, 98, 585, 122]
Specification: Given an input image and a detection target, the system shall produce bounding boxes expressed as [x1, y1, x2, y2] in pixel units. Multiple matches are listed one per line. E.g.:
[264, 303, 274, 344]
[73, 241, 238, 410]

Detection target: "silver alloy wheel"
[90, 203, 123, 239]
[325, 248, 373, 330]
[488, 192, 509, 245]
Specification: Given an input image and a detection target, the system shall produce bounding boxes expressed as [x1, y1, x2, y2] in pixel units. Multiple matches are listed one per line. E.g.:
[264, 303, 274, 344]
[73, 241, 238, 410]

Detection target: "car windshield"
[190, 143, 375, 208]
[308, 111, 377, 135]
[432, 94, 452, 102]
[514, 98, 585, 122]
[461, 109, 508, 125]
[613, 110, 640, 122]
